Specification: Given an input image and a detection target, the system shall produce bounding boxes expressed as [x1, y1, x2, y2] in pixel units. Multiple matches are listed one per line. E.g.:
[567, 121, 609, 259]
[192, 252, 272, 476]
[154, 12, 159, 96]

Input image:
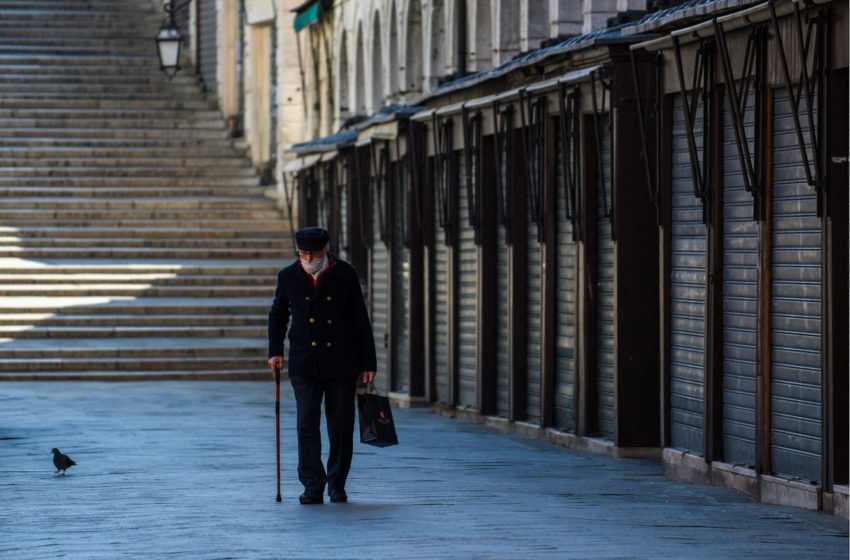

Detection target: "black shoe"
[299, 492, 323, 505]
[329, 491, 348, 503]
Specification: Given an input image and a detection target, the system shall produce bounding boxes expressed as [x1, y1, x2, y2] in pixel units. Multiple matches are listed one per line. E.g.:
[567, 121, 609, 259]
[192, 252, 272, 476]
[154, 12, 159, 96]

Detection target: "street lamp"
[155, 0, 191, 79]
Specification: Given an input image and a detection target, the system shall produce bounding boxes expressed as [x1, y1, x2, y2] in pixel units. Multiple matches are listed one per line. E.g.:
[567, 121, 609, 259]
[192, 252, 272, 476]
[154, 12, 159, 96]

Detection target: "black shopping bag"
[357, 383, 399, 448]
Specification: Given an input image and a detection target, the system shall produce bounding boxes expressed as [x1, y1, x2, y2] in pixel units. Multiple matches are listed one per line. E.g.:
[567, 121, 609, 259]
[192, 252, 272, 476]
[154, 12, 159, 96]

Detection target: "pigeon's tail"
[68, 459, 76, 466]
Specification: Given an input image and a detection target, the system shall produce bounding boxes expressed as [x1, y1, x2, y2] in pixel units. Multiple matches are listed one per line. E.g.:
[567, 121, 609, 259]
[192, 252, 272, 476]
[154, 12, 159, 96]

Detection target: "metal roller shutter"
[339, 176, 349, 260]
[391, 166, 411, 394]
[526, 206, 543, 425]
[371, 182, 390, 394]
[555, 130, 577, 432]
[496, 224, 510, 417]
[456, 155, 478, 409]
[721, 92, 757, 467]
[669, 96, 707, 454]
[433, 171, 450, 404]
[496, 143, 510, 417]
[198, 0, 217, 93]
[595, 115, 615, 439]
[770, 87, 821, 482]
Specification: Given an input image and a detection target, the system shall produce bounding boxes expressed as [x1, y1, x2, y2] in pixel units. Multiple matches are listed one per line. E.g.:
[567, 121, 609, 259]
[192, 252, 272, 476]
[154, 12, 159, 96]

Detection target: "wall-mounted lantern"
[155, 0, 191, 79]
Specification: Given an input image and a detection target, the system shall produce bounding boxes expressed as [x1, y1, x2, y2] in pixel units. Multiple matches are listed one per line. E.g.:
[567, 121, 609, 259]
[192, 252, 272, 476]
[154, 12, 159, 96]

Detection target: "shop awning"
[293, 1, 321, 32]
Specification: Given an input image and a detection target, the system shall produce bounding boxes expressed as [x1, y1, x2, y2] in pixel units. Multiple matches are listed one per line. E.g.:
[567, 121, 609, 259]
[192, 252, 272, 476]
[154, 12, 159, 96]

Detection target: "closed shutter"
[721, 91, 757, 467]
[770, 87, 821, 482]
[198, 0, 217, 93]
[555, 129, 578, 432]
[371, 180, 390, 394]
[432, 168, 450, 404]
[391, 164, 411, 394]
[339, 170, 349, 260]
[456, 155, 478, 409]
[669, 96, 707, 454]
[527, 207, 543, 425]
[595, 115, 615, 439]
[495, 140, 511, 417]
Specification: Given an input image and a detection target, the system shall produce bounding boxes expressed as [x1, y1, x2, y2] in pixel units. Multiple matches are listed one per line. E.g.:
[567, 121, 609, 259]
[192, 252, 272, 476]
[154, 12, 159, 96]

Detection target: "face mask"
[300, 255, 325, 275]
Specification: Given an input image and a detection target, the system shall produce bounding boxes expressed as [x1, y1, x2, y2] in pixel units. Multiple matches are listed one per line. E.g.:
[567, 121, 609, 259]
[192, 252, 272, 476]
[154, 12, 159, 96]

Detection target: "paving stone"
[0, 382, 846, 559]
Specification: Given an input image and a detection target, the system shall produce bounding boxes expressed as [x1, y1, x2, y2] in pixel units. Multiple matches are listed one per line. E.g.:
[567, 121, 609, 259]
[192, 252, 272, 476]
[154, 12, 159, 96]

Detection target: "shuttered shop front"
[594, 115, 615, 439]
[526, 189, 543, 425]
[391, 161, 411, 394]
[495, 134, 511, 418]
[555, 126, 577, 432]
[770, 87, 821, 482]
[432, 161, 451, 404]
[456, 153, 478, 409]
[371, 175, 390, 394]
[669, 96, 707, 454]
[721, 91, 757, 467]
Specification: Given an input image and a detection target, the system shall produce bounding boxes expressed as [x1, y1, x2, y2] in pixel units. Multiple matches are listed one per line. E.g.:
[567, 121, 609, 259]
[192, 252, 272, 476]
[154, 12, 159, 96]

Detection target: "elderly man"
[268, 226, 377, 505]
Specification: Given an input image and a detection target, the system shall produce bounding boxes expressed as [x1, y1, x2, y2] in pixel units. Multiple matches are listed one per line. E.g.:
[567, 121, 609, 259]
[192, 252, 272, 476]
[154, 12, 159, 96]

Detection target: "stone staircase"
[0, 0, 293, 380]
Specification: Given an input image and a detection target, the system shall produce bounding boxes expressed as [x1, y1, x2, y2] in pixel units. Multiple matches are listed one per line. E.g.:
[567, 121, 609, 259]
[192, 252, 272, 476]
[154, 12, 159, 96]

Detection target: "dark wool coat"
[268, 255, 377, 379]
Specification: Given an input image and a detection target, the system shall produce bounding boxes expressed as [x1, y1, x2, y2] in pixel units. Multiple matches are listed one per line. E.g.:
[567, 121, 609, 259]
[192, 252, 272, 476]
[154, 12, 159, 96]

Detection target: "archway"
[405, 0, 423, 94]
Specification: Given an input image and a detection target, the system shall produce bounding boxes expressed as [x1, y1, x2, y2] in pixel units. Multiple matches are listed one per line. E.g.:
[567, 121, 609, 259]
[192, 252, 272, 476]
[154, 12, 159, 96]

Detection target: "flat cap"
[295, 226, 330, 251]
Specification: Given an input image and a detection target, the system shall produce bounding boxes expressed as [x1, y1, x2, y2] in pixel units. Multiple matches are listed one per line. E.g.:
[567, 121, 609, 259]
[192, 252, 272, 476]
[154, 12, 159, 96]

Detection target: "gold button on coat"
[310, 341, 317, 347]
[326, 319, 333, 325]
[305, 296, 310, 302]
[326, 296, 332, 301]
[326, 342, 332, 348]
[309, 317, 316, 324]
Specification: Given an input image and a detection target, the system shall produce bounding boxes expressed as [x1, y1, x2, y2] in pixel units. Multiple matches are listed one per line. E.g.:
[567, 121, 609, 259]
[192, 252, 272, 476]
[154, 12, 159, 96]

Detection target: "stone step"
[0, 313, 266, 327]
[0, 99, 221, 111]
[0, 137, 240, 149]
[0, 53, 162, 67]
[0, 235, 287, 248]
[0, 64, 184, 77]
[1, 146, 248, 158]
[0, 247, 286, 259]
[0, 283, 276, 297]
[0, 336, 264, 358]
[0, 36, 156, 49]
[0, 217, 289, 229]
[0, 208, 279, 220]
[0, 167, 257, 178]
[0, 226, 283, 238]
[0, 156, 249, 168]
[0, 114, 224, 127]
[0, 197, 272, 210]
[0, 72, 199, 86]
[0, 186, 266, 197]
[0, 324, 266, 339]
[0, 177, 260, 188]
[0, 273, 274, 285]
[0, 296, 272, 315]
[0, 368, 270, 381]
[0, 1, 150, 8]
[0, 82, 205, 95]
[1, 127, 229, 140]
[0, 236, 287, 250]
[0, 356, 267, 373]
[0, 260, 283, 275]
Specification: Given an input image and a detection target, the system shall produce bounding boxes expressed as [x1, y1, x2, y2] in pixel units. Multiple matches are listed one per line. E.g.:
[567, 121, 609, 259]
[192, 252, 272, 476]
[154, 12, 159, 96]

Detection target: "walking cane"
[275, 362, 282, 503]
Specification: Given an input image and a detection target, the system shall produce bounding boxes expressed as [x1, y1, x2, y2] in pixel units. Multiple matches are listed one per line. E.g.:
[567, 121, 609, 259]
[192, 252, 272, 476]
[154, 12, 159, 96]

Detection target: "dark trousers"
[290, 374, 359, 495]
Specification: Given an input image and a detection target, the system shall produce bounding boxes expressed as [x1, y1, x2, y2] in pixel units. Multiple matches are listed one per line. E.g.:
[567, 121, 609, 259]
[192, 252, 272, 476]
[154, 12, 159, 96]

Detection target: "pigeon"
[51, 448, 76, 475]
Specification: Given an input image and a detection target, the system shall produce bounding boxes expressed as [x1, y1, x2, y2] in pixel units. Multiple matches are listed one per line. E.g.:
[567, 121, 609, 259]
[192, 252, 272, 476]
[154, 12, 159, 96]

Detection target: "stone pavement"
[0, 382, 846, 560]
